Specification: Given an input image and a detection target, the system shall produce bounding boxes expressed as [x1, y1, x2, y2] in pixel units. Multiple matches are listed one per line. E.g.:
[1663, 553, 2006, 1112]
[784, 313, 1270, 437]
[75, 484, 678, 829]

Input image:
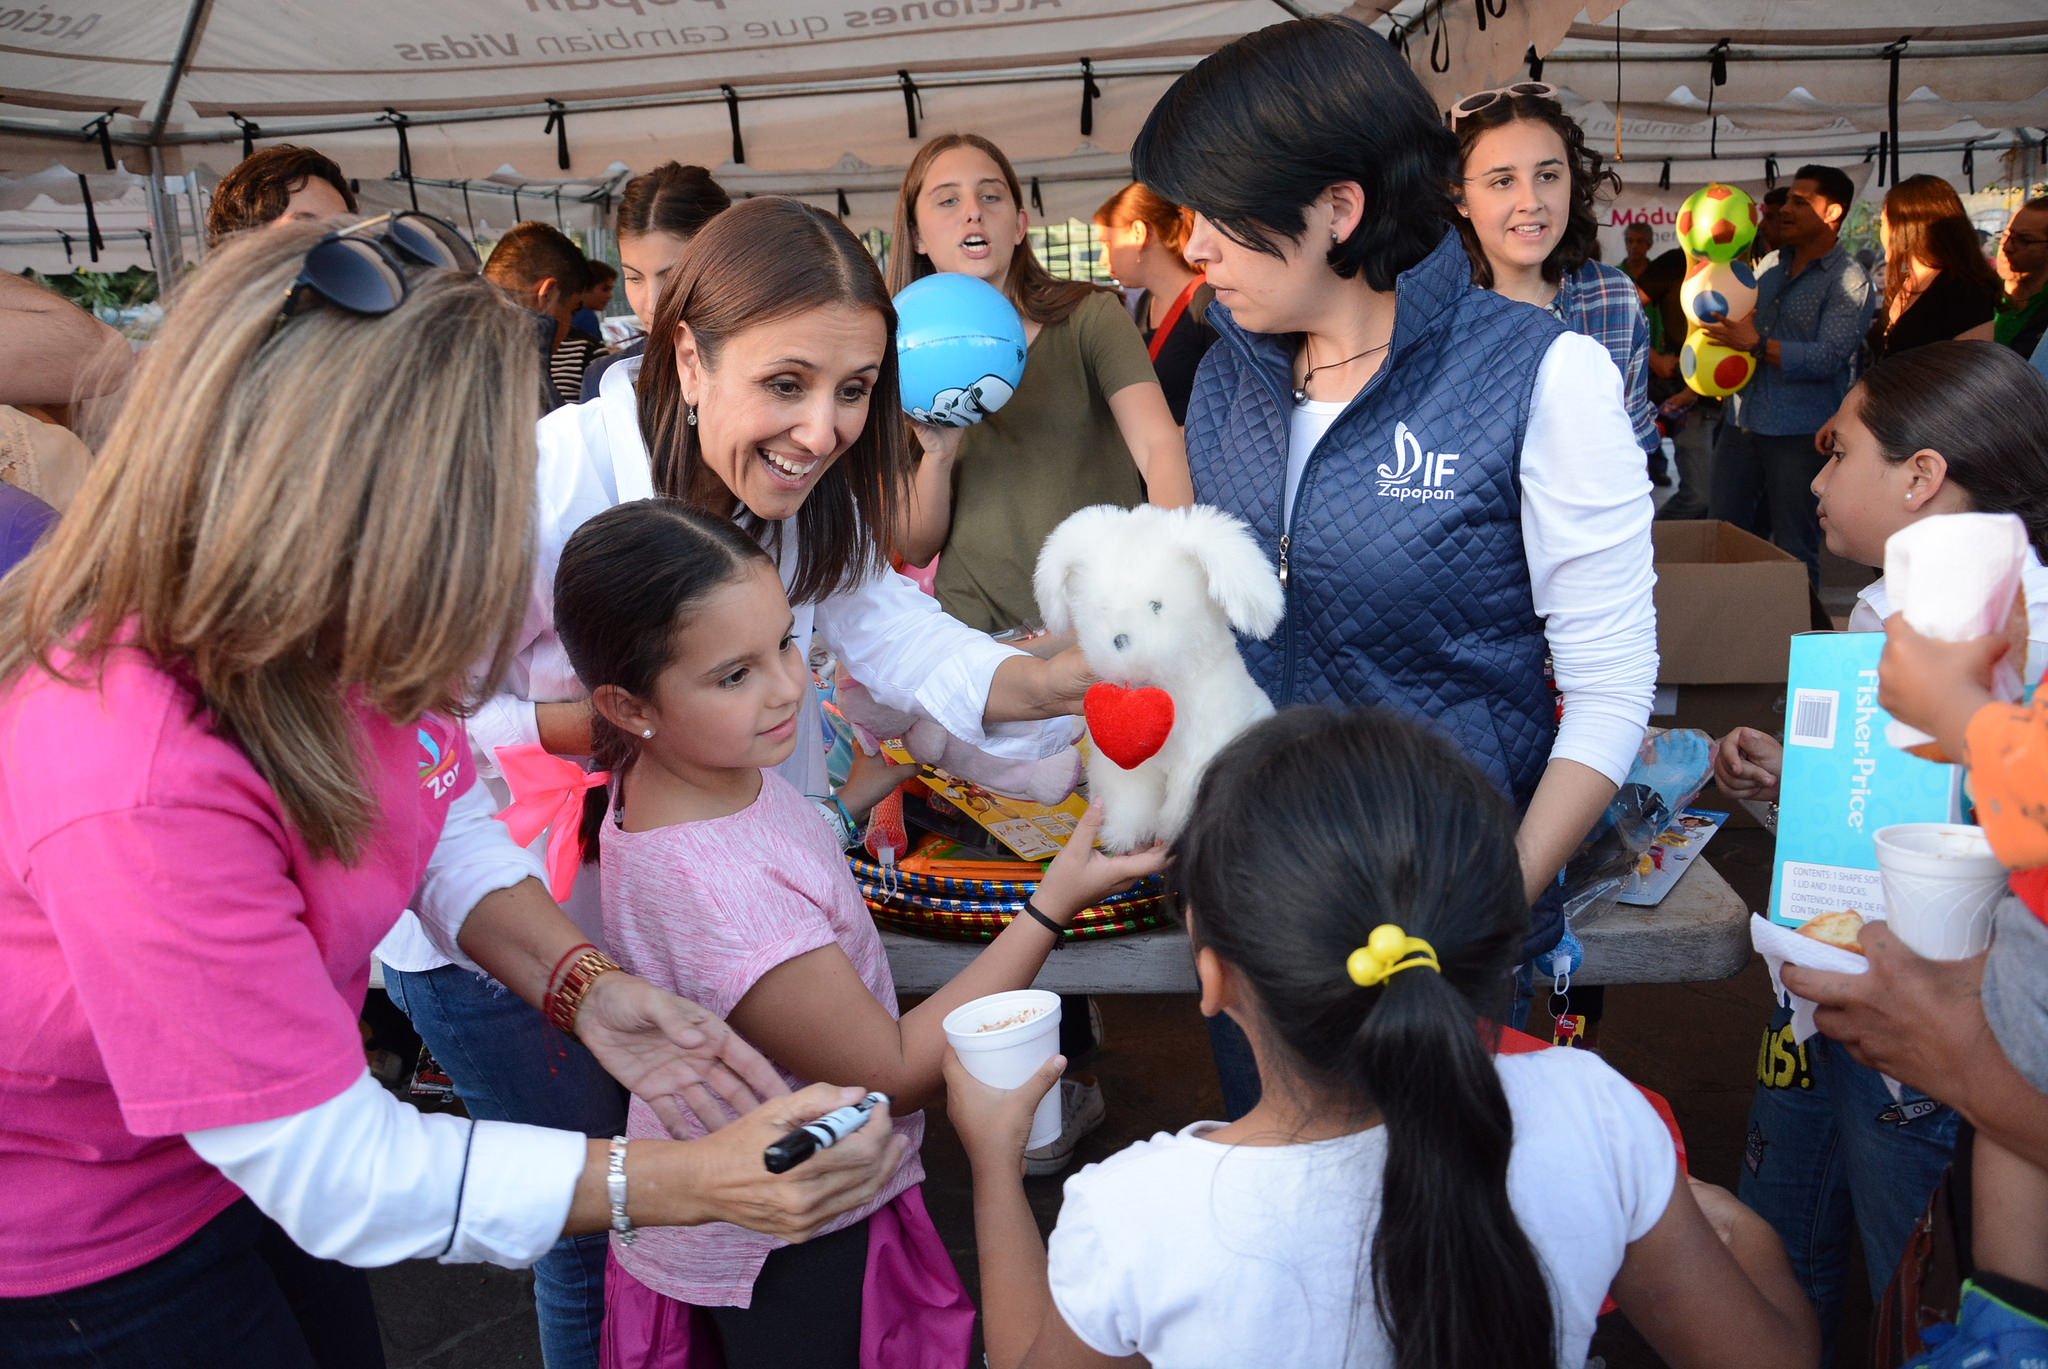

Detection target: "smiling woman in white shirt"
[467, 194, 1088, 809]
[0, 219, 904, 1369]
[373, 195, 1090, 1365]
[1129, 15, 1658, 1115]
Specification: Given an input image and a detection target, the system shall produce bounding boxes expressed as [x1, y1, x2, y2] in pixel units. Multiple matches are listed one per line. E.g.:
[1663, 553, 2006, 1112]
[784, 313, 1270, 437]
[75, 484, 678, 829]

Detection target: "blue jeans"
[382, 962, 626, 1369]
[0, 1196, 384, 1368]
[1739, 1000, 1959, 1365]
[1708, 424, 1830, 587]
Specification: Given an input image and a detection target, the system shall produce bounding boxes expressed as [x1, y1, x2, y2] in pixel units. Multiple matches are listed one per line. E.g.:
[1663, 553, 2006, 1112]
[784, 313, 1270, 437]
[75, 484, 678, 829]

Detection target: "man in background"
[482, 221, 589, 412]
[1703, 165, 1875, 587]
[1619, 221, 1654, 282]
[1995, 197, 2048, 360]
[205, 145, 357, 247]
[1750, 185, 1790, 269]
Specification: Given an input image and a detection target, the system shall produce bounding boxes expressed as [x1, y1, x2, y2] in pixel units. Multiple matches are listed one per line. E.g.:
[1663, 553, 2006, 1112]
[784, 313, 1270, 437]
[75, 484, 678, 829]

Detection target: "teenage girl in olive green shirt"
[889, 134, 1193, 633]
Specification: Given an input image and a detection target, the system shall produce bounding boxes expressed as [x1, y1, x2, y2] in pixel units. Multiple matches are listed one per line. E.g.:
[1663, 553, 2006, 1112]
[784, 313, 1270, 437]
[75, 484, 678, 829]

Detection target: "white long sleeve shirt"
[473, 354, 1070, 797]
[188, 1071, 585, 1268]
[1284, 332, 1657, 787]
[191, 783, 587, 1269]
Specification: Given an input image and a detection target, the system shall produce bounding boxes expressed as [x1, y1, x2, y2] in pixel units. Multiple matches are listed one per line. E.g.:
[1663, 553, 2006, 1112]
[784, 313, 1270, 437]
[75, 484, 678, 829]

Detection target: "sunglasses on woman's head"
[1450, 81, 1561, 126]
[274, 212, 481, 332]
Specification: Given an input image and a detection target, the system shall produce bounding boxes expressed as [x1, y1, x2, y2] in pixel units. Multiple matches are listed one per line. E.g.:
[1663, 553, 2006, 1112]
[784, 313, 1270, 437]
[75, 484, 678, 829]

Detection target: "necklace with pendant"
[1294, 338, 1391, 404]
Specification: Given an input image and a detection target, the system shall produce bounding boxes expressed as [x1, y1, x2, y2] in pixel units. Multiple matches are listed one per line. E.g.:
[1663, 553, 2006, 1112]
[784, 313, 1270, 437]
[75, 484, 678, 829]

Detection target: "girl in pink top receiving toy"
[551, 499, 1163, 1369]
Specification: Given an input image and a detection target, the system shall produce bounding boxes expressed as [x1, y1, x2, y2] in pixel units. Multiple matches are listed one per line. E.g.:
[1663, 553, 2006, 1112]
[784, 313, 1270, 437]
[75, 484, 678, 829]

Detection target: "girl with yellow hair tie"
[946, 706, 1818, 1369]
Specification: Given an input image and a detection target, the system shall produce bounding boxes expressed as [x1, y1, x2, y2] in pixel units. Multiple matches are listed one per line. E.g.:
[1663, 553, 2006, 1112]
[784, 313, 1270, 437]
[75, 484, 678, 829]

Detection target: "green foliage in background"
[28, 265, 158, 313]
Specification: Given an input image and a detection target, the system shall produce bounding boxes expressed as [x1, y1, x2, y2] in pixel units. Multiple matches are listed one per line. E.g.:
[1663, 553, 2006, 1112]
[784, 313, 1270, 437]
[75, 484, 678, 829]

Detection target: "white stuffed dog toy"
[1035, 503, 1285, 851]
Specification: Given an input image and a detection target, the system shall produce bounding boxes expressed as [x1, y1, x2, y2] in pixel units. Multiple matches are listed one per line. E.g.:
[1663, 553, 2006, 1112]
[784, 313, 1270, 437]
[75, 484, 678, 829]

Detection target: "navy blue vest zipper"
[1274, 345, 1399, 708]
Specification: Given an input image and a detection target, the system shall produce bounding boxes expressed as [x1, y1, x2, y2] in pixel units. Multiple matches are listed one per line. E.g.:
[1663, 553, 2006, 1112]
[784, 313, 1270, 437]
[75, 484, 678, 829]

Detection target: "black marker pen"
[763, 1092, 890, 1174]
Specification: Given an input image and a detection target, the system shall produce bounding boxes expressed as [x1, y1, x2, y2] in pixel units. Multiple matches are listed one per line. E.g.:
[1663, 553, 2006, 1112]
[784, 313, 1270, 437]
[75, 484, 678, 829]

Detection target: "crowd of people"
[3, 11, 2048, 1369]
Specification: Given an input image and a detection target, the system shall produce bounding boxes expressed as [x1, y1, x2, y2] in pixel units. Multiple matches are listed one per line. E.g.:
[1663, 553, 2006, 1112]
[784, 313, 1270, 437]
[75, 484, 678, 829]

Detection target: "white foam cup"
[943, 989, 1064, 1150]
[1873, 823, 2009, 959]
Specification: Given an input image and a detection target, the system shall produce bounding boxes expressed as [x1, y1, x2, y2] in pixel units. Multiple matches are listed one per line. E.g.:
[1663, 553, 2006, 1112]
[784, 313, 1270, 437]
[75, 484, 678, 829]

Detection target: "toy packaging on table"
[1558, 728, 1714, 918]
[847, 776, 1169, 944]
[1615, 808, 1728, 906]
[1766, 632, 1964, 929]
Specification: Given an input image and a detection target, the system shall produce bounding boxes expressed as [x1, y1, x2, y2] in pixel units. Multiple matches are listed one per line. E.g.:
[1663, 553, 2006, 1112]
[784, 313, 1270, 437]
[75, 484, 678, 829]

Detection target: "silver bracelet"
[607, 1135, 636, 1246]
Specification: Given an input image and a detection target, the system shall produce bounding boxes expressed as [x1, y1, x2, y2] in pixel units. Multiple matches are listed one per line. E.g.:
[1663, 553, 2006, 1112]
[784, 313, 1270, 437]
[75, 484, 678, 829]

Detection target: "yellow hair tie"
[1346, 923, 1440, 987]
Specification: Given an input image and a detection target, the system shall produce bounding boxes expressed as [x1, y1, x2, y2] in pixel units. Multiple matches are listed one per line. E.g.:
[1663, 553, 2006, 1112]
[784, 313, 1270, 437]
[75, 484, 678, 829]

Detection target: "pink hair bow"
[493, 744, 609, 903]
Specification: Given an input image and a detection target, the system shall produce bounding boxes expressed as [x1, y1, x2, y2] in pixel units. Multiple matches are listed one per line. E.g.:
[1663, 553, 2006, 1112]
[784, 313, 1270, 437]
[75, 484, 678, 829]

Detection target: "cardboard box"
[1649, 522, 1812, 739]
[1766, 632, 1964, 927]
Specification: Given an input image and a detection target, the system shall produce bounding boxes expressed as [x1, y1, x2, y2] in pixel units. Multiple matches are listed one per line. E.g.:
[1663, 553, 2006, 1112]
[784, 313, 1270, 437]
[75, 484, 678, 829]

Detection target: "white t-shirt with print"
[1046, 1045, 1677, 1369]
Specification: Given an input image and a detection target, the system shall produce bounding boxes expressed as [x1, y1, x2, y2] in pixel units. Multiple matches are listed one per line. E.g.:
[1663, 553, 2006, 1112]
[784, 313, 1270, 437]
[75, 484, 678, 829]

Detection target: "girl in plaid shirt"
[1451, 85, 1659, 459]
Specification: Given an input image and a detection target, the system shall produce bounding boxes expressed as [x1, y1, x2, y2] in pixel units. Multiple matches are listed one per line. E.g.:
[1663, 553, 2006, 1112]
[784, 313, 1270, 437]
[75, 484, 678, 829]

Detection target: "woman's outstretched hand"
[578, 972, 790, 1136]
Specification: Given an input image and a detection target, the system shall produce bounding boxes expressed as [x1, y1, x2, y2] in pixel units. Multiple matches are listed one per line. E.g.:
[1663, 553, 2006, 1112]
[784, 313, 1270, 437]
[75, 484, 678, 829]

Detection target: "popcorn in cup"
[943, 989, 1064, 1150]
[1873, 823, 2009, 960]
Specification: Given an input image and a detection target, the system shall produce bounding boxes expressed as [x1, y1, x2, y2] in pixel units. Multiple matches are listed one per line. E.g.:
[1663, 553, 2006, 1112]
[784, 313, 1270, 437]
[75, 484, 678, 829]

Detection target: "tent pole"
[185, 174, 207, 260]
[145, 144, 184, 282]
[148, 0, 215, 146]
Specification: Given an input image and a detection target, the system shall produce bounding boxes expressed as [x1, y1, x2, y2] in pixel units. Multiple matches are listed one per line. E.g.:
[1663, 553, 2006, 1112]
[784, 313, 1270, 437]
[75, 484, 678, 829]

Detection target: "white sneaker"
[1022, 1079, 1106, 1176]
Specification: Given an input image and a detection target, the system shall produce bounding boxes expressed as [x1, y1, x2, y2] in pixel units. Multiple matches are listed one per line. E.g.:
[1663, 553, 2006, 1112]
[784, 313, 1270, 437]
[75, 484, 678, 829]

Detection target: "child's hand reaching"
[944, 1047, 1066, 1174]
[1712, 727, 1783, 802]
[835, 743, 907, 823]
[1033, 803, 1169, 923]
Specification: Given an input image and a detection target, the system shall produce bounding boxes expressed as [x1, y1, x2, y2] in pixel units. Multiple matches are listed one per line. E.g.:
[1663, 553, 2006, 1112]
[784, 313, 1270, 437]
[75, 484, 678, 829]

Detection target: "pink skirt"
[600, 1185, 974, 1369]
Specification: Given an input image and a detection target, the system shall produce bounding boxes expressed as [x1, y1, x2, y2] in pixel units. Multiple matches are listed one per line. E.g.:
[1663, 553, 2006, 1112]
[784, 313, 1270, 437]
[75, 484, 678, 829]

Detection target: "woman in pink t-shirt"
[547, 499, 1164, 1368]
[0, 219, 903, 1369]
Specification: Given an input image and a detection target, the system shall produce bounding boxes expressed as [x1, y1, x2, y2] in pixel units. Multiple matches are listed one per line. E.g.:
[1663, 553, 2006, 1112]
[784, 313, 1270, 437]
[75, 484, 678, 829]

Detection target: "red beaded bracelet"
[546, 948, 622, 1040]
[546, 942, 596, 999]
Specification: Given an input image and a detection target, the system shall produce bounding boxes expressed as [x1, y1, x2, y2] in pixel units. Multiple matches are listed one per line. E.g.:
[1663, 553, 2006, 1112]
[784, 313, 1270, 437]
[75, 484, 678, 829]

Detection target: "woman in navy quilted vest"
[1132, 13, 1657, 1116]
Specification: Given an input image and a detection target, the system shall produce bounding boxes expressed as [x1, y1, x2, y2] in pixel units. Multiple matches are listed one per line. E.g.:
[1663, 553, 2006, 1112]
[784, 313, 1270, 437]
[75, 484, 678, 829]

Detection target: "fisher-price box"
[1766, 632, 1965, 928]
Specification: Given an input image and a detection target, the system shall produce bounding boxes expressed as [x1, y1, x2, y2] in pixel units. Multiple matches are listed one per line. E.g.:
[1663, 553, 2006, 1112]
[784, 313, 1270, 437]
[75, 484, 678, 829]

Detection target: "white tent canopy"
[1, 0, 2042, 274]
[1406, 0, 2048, 193]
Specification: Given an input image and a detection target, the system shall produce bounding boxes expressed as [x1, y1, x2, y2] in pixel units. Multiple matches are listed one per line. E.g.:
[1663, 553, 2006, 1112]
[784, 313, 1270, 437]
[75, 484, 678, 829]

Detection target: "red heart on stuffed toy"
[1085, 682, 1175, 770]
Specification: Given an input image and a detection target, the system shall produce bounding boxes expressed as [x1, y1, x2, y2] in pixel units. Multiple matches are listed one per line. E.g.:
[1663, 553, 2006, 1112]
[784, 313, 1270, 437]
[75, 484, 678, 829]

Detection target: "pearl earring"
[642, 729, 653, 738]
[686, 405, 697, 427]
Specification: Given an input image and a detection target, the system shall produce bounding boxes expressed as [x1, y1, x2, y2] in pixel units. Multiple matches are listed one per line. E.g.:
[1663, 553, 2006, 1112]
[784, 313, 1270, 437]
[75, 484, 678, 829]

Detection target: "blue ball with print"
[1680, 258, 1760, 327]
[893, 272, 1027, 428]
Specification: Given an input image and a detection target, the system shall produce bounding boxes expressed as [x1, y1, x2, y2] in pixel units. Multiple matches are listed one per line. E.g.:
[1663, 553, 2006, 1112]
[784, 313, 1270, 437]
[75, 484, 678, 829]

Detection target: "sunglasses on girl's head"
[1450, 81, 1561, 126]
[275, 212, 481, 331]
